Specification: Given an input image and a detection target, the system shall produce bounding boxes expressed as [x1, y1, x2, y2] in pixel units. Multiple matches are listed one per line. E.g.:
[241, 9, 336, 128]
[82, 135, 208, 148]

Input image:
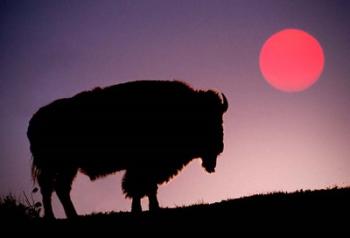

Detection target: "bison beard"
[27, 80, 228, 218]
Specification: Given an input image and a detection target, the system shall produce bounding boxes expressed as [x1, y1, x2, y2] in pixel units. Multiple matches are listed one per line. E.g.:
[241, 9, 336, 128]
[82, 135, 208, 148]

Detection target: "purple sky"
[1, 0, 350, 217]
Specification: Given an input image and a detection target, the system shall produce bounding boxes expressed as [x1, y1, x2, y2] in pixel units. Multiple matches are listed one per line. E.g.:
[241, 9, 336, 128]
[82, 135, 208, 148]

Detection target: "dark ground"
[2, 187, 349, 233]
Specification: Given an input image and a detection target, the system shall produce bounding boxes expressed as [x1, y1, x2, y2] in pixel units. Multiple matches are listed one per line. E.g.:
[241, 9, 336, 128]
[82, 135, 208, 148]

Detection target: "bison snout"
[205, 167, 215, 173]
[201, 156, 217, 173]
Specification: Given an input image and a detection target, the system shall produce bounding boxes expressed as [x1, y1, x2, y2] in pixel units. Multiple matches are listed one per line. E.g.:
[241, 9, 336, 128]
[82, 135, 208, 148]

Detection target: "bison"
[27, 80, 228, 218]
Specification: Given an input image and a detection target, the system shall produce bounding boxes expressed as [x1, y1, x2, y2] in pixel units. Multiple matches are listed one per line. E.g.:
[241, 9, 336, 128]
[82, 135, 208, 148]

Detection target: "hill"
[3, 187, 349, 232]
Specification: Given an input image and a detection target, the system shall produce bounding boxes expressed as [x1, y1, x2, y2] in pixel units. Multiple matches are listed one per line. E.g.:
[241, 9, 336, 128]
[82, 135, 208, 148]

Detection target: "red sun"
[259, 29, 325, 92]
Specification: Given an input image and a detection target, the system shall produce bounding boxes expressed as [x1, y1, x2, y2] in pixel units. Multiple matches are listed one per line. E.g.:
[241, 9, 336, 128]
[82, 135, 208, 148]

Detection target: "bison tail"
[31, 156, 41, 184]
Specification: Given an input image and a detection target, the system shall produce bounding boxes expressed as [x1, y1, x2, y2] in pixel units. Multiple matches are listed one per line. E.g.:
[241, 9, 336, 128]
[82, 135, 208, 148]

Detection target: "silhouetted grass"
[3, 187, 349, 232]
[0, 189, 41, 221]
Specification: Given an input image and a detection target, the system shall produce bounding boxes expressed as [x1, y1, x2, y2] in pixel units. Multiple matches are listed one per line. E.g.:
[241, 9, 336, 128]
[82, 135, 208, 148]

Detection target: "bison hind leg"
[37, 171, 55, 219]
[54, 169, 78, 218]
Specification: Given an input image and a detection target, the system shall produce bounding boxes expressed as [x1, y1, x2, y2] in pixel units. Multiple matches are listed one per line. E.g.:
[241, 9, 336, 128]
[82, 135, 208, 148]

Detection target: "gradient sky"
[1, 0, 350, 218]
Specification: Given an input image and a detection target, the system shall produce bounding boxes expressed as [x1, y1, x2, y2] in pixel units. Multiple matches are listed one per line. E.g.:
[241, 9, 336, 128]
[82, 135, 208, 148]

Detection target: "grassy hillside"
[2, 187, 349, 232]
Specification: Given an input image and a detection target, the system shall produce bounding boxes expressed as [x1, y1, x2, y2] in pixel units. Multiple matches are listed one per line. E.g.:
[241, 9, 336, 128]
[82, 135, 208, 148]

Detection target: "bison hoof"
[149, 202, 160, 212]
[131, 199, 142, 213]
[43, 214, 55, 220]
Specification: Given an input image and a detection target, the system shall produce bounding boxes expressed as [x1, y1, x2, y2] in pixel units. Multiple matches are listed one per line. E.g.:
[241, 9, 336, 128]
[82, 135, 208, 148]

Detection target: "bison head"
[198, 90, 228, 173]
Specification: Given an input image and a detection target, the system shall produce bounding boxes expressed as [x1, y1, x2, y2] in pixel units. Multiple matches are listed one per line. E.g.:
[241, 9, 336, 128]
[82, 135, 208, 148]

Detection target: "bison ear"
[220, 93, 228, 113]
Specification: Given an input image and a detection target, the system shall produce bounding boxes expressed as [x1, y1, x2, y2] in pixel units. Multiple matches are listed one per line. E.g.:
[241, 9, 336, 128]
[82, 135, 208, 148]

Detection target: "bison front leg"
[123, 170, 143, 213]
[148, 184, 159, 211]
[131, 197, 142, 213]
[123, 170, 159, 213]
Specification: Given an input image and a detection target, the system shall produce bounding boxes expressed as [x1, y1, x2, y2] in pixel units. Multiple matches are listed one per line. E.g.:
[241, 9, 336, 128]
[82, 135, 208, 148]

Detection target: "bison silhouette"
[27, 80, 228, 218]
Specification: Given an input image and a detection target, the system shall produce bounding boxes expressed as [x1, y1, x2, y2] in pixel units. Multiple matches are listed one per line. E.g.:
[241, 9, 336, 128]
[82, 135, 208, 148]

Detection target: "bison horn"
[220, 93, 228, 112]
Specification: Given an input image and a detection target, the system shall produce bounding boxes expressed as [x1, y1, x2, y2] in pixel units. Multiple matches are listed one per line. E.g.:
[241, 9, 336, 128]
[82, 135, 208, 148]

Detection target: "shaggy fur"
[27, 80, 228, 218]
